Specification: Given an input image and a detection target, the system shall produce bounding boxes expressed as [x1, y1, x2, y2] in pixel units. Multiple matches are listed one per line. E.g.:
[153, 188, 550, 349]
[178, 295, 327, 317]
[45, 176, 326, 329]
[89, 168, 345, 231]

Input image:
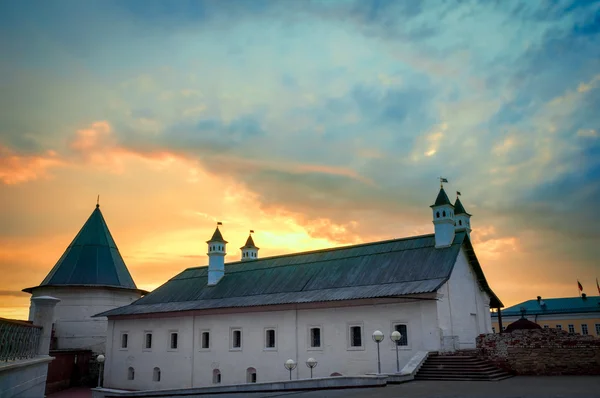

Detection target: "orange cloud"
[0, 146, 64, 185]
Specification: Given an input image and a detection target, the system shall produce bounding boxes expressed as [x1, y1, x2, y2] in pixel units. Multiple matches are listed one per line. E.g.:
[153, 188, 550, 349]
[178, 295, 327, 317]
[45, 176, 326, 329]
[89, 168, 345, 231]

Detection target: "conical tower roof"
[241, 234, 259, 249]
[207, 226, 227, 243]
[454, 197, 471, 216]
[430, 187, 453, 207]
[23, 204, 142, 293]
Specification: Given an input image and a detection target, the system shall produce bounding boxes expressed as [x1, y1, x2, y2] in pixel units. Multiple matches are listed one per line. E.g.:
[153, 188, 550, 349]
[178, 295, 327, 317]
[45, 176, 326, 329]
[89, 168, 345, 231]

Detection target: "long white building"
[96, 186, 503, 390]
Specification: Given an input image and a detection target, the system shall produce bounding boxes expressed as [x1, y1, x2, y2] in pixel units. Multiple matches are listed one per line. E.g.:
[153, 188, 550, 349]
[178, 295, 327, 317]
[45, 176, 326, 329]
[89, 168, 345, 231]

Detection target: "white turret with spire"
[207, 222, 227, 285]
[454, 191, 472, 237]
[240, 230, 259, 261]
[430, 178, 455, 248]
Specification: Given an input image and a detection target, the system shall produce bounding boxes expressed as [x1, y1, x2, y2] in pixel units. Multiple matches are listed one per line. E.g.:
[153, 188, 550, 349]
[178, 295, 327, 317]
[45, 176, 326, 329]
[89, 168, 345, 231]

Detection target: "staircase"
[415, 352, 513, 381]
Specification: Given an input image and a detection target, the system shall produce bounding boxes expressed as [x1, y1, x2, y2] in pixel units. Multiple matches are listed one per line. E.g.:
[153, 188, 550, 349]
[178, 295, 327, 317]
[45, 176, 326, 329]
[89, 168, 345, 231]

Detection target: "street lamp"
[306, 357, 318, 379]
[284, 359, 297, 380]
[391, 331, 402, 373]
[372, 330, 384, 374]
[96, 354, 105, 388]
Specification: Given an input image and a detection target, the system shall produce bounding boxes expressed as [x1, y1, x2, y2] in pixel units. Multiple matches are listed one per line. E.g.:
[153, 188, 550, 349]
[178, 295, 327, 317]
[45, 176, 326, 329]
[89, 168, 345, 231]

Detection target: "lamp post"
[96, 354, 105, 388]
[284, 359, 297, 380]
[372, 330, 384, 374]
[306, 357, 318, 379]
[391, 331, 402, 373]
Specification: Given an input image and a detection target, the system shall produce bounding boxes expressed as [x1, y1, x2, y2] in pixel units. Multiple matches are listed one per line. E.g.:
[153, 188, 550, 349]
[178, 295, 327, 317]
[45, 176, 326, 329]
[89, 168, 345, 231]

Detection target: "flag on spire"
[577, 280, 583, 292]
[457, 191, 462, 196]
[250, 230, 254, 233]
[217, 221, 223, 226]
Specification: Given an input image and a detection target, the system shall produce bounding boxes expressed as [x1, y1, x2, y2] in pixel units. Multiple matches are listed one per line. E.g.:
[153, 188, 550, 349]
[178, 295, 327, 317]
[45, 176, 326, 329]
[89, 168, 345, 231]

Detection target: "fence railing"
[0, 317, 42, 362]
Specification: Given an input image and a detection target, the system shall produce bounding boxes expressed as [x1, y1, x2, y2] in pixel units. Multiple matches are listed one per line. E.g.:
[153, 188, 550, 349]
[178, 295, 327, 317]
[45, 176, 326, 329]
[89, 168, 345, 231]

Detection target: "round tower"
[240, 230, 259, 261]
[207, 223, 227, 285]
[430, 182, 455, 248]
[453, 193, 472, 237]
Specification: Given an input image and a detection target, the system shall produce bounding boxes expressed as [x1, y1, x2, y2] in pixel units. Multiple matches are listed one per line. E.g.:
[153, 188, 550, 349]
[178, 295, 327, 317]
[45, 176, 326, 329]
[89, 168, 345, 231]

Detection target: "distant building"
[22, 204, 146, 353]
[95, 185, 503, 390]
[491, 295, 600, 335]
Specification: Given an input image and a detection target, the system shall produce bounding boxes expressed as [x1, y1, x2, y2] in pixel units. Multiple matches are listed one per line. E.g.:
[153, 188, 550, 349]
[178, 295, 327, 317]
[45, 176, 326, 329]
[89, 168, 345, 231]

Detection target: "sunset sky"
[1, 0, 599, 320]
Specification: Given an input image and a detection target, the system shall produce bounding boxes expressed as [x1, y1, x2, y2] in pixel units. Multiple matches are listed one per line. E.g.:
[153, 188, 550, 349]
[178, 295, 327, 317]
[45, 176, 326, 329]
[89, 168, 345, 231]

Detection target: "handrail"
[0, 318, 42, 361]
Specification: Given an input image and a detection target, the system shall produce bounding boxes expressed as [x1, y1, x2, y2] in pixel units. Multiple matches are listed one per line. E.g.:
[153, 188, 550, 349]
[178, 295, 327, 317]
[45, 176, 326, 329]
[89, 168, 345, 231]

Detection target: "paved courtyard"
[198, 376, 600, 398]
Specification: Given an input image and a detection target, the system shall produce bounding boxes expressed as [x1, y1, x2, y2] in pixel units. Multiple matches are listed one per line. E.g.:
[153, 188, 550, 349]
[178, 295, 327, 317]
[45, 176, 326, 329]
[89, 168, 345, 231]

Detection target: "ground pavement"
[48, 376, 600, 398]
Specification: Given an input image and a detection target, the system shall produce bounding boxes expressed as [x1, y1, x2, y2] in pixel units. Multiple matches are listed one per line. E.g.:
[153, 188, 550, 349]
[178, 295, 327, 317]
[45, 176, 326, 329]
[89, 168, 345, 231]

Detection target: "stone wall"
[477, 329, 600, 375]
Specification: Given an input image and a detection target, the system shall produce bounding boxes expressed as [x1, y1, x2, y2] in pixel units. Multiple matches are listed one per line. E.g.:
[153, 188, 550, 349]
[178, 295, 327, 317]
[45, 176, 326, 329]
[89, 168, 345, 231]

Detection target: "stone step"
[417, 369, 509, 377]
[415, 375, 513, 381]
[420, 365, 499, 372]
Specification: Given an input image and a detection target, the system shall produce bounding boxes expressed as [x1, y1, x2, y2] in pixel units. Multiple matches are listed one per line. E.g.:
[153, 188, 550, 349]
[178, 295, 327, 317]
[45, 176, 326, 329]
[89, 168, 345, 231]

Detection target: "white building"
[23, 203, 146, 353]
[96, 186, 503, 390]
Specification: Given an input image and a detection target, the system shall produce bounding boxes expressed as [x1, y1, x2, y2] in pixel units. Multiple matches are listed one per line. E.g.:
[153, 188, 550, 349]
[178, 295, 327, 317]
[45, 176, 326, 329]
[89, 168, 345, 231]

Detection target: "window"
[212, 369, 221, 384]
[153, 367, 161, 382]
[568, 324, 575, 333]
[492, 327, 496, 333]
[582, 324, 589, 335]
[459, 220, 462, 226]
[595, 324, 600, 336]
[121, 333, 128, 349]
[543, 325, 549, 329]
[436, 211, 440, 218]
[127, 367, 135, 380]
[144, 332, 152, 350]
[502, 326, 506, 332]
[442, 210, 446, 217]
[309, 327, 322, 349]
[230, 328, 242, 350]
[556, 324, 562, 330]
[347, 324, 364, 349]
[200, 331, 210, 350]
[265, 328, 276, 349]
[169, 332, 178, 350]
[246, 367, 257, 383]
[392, 323, 409, 346]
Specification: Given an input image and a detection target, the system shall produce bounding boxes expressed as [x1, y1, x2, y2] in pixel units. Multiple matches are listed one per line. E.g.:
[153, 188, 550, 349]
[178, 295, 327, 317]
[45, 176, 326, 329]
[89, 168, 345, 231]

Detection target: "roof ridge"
[185, 233, 436, 272]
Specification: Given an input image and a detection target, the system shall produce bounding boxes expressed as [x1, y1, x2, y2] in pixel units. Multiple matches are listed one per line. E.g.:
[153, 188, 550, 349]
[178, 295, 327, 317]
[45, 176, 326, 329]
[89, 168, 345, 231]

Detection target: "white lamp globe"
[306, 357, 317, 367]
[391, 331, 402, 342]
[372, 330, 384, 342]
[285, 359, 296, 369]
[97, 354, 105, 363]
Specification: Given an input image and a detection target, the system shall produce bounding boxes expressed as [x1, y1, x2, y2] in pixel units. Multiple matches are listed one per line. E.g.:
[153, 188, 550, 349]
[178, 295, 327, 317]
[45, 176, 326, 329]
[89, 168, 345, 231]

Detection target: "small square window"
[556, 324, 562, 330]
[230, 328, 242, 350]
[169, 332, 178, 350]
[265, 329, 276, 349]
[121, 333, 128, 349]
[568, 324, 575, 333]
[200, 331, 210, 350]
[144, 332, 152, 350]
[309, 327, 321, 349]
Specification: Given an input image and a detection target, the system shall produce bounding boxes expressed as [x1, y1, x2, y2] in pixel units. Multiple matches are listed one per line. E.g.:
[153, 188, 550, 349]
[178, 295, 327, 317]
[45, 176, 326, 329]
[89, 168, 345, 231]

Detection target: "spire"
[240, 230, 259, 261]
[453, 197, 471, 216]
[208, 223, 227, 243]
[23, 204, 140, 293]
[431, 187, 452, 207]
[430, 180, 455, 248]
[207, 222, 227, 285]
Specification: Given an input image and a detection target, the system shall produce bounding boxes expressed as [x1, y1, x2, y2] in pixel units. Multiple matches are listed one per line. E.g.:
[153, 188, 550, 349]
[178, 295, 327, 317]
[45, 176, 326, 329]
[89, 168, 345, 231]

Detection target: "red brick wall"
[477, 329, 600, 375]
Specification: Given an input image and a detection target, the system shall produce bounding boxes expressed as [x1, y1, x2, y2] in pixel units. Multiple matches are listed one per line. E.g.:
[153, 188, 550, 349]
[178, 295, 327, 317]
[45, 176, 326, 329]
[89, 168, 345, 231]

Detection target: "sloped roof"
[23, 205, 142, 293]
[96, 231, 502, 317]
[492, 296, 600, 317]
[241, 234, 258, 249]
[454, 197, 470, 216]
[208, 227, 227, 243]
[431, 187, 453, 207]
[505, 318, 542, 332]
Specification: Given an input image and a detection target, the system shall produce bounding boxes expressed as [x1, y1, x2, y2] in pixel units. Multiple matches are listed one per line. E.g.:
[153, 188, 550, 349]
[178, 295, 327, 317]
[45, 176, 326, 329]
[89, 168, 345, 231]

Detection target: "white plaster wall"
[0, 357, 52, 398]
[28, 287, 141, 353]
[437, 248, 492, 349]
[104, 300, 441, 390]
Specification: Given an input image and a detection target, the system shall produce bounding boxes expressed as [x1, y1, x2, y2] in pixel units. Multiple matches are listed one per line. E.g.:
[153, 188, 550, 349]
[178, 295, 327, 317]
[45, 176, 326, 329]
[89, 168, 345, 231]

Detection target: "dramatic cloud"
[1, 0, 599, 319]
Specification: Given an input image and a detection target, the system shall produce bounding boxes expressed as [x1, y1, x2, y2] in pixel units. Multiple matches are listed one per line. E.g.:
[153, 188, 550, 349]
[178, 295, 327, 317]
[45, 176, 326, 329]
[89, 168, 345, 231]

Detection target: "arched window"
[153, 367, 161, 382]
[128, 367, 135, 380]
[459, 220, 462, 226]
[442, 210, 446, 217]
[436, 211, 440, 218]
[213, 369, 221, 384]
[246, 367, 257, 383]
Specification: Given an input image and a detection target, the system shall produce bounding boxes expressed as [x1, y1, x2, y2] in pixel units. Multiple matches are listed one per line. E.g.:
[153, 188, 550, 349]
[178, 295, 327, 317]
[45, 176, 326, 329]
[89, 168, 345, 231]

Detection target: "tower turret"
[207, 223, 227, 286]
[454, 193, 472, 237]
[240, 230, 259, 261]
[430, 181, 455, 248]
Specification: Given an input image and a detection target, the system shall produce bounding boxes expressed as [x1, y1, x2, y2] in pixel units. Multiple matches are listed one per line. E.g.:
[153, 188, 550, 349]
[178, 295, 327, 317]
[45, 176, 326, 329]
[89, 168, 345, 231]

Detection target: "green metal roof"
[491, 296, 600, 317]
[431, 187, 453, 207]
[96, 231, 502, 318]
[453, 197, 470, 216]
[208, 227, 227, 243]
[23, 205, 141, 293]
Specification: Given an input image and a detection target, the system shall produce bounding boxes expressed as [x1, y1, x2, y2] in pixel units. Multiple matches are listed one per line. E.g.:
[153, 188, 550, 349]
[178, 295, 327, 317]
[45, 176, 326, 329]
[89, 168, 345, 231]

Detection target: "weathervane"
[439, 177, 448, 187]
[96, 195, 100, 208]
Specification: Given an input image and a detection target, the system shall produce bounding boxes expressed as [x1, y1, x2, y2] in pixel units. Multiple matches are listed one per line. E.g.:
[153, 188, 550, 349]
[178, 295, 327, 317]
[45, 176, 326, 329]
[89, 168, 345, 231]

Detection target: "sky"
[1, 0, 599, 320]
